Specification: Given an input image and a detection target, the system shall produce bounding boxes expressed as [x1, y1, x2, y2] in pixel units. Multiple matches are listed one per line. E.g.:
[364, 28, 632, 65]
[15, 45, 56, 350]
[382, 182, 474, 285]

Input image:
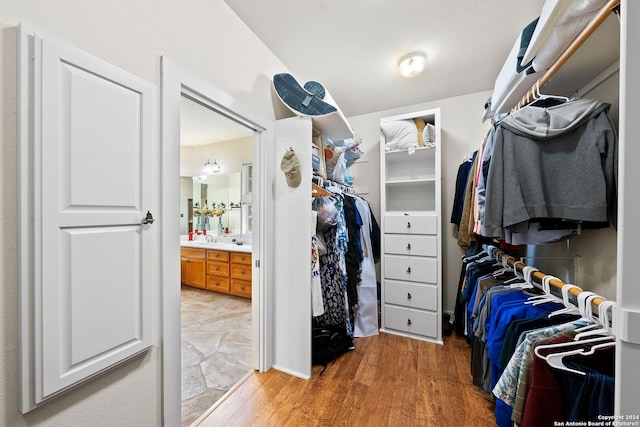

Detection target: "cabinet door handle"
[406, 267, 411, 274]
[407, 292, 412, 300]
[406, 243, 411, 250]
[406, 222, 411, 229]
[407, 319, 412, 326]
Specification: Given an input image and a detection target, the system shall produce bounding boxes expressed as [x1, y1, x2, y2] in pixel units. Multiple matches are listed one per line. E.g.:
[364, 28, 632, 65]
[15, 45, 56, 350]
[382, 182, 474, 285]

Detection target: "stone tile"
[181, 287, 252, 425]
[182, 343, 202, 369]
[200, 353, 251, 390]
[181, 365, 205, 400]
[181, 387, 227, 427]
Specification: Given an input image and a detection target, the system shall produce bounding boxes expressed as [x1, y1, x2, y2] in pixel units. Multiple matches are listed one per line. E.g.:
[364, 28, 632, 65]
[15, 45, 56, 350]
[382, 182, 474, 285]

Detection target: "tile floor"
[181, 286, 252, 427]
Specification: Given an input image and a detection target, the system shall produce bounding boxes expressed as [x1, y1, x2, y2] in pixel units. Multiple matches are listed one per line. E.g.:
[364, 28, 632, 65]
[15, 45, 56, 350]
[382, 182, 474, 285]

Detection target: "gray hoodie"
[483, 98, 617, 238]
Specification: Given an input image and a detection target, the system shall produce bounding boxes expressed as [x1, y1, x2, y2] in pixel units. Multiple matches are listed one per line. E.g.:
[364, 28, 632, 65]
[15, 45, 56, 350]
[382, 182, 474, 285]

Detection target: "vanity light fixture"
[398, 51, 427, 78]
[203, 159, 221, 175]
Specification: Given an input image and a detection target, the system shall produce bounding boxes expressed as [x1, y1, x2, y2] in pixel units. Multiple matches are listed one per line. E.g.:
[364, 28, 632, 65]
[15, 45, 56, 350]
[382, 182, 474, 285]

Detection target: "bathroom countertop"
[180, 240, 252, 253]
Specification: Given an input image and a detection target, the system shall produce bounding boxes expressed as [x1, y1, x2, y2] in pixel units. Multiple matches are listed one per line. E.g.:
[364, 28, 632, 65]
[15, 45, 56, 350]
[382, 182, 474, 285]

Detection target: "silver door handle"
[142, 210, 155, 225]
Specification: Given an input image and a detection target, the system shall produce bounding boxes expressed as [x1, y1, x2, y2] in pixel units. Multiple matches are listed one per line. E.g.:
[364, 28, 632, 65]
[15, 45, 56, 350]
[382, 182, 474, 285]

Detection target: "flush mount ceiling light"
[203, 159, 221, 175]
[398, 52, 427, 78]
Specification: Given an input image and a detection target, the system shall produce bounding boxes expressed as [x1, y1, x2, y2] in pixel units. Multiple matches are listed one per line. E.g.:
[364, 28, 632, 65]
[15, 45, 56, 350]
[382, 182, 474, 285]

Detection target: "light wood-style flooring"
[196, 332, 495, 426]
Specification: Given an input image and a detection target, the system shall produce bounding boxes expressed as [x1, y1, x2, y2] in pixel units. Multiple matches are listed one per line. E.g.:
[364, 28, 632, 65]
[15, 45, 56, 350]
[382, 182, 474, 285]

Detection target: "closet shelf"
[385, 178, 436, 185]
[385, 146, 436, 156]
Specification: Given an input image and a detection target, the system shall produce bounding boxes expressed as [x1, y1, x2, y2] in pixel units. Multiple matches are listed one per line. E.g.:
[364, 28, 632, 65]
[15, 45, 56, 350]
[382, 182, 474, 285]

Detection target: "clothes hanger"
[543, 339, 615, 376]
[548, 283, 583, 317]
[506, 264, 538, 289]
[572, 292, 603, 334]
[529, 81, 570, 107]
[491, 254, 515, 277]
[542, 300, 615, 375]
[524, 274, 560, 305]
[312, 182, 332, 198]
[573, 300, 615, 340]
[500, 260, 525, 284]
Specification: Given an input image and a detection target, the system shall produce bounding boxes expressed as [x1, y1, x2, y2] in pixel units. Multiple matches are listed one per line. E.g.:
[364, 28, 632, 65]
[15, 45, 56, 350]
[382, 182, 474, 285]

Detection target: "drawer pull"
[407, 222, 411, 229]
[407, 319, 412, 326]
[406, 267, 411, 274]
[407, 292, 412, 300]
[406, 243, 411, 250]
[241, 271, 245, 275]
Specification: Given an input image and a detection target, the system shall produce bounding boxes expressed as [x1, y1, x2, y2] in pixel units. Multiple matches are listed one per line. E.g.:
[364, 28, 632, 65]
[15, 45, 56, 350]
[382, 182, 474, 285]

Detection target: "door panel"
[20, 28, 157, 409]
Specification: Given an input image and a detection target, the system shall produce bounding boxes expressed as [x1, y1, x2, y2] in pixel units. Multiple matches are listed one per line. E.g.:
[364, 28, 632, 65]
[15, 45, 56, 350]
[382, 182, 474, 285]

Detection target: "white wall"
[180, 136, 253, 177]
[0, 1, 287, 425]
[347, 91, 493, 315]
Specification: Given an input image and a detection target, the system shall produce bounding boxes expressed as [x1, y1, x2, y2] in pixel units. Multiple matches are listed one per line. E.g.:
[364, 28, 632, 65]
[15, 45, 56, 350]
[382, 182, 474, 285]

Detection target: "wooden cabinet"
[180, 247, 206, 289]
[230, 251, 252, 298]
[205, 248, 230, 293]
[380, 108, 442, 344]
[181, 246, 251, 298]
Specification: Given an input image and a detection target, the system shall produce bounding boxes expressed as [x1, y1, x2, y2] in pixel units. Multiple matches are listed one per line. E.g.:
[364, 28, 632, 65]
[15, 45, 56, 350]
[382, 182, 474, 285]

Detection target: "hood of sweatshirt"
[499, 98, 610, 139]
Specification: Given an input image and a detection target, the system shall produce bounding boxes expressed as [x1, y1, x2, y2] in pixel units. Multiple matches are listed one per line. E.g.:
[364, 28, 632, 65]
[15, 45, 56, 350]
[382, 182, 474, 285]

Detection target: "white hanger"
[573, 300, 615, 340]
[492, 254, 515, 277]
[548, 283, 582, 318]
[525, 274, 560, 305]
[543, 339, 615, 376]
[507, 264, 538, 289]
[573, 292, 602, 334]
[531, 81, 570, 104]
[502, 260, 525, 284]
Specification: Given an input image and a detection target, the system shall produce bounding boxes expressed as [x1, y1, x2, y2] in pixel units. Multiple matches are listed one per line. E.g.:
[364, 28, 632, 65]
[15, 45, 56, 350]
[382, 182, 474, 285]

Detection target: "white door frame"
[160, 57, 273, 426]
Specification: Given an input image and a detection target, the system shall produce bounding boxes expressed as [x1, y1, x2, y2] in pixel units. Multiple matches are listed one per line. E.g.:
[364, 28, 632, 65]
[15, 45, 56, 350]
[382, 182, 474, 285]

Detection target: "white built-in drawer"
[384, 255, 437, 283]
[385, 280, 437, 311]
[385, 234, 437, 257]
[384, 305, 438, 338]
[384, 213, 437, 235]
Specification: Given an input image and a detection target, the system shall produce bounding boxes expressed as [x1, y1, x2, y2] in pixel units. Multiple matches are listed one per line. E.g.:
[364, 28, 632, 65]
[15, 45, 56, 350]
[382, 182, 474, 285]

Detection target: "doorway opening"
[179, 95, 255, 425]
[161, 57, 271, 427]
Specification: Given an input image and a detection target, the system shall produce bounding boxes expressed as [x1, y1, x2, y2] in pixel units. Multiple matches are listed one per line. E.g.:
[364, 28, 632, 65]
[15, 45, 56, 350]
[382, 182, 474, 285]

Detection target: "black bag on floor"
[312, 322, 353, 374]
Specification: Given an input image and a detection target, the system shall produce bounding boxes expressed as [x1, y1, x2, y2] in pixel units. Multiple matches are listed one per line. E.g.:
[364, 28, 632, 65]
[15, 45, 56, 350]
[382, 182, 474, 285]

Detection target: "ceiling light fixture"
[203, 159, 221, 175]
[398, 52, 427, 78]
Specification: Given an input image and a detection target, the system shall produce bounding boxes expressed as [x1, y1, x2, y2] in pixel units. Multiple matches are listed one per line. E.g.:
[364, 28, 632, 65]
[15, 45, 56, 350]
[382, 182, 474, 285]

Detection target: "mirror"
[190, 172, 242, 234]
[179, 95, 253, 237]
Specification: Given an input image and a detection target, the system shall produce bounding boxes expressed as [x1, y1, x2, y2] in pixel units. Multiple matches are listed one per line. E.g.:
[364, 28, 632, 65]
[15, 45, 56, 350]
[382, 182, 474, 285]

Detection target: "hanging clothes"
[353, 196, 378, 337]
[483, 98, 617, 240]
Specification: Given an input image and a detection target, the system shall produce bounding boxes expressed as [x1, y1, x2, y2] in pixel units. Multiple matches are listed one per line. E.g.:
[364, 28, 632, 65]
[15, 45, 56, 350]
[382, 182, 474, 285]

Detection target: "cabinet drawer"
[385, 280, 437, 311]
[230, 279, 252, 299]
[384, 305, 438, 338]
[206, 276, 230, 293]
[231, 263, 252, 281]
[181, 247, 206, 259]
[207, 261, 229, 277]
[384, 255, 437, 283]
[384, 214, 436, 235]
[385, 234, 437, 257]
[207, 249, 229, 262]
[230, 252, 252, 265]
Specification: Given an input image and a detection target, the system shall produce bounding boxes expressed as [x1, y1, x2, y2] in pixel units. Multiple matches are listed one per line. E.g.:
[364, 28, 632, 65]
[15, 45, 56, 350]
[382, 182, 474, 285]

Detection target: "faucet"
[206, 235, 215, 243]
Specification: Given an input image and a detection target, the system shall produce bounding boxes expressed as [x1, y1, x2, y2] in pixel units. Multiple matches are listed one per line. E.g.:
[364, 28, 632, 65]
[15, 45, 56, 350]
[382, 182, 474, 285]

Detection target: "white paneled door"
[19, 28, 157, 411]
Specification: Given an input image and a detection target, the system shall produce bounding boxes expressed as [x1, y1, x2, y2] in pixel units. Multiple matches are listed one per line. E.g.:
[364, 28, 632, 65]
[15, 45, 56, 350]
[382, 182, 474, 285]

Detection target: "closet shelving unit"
[379, 108, 442, 344]
[272, 98, 358, 378]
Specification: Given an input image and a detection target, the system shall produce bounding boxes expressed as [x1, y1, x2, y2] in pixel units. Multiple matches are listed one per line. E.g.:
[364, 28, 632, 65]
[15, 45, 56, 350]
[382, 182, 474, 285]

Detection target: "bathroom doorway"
[161, 57, 272, 427]
[179, 96, 255, 425]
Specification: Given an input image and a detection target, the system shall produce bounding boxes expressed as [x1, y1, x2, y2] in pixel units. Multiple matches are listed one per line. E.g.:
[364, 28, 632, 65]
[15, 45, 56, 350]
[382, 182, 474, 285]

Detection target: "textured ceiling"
[223, 0, 550, 117]
[183, 1, 620, 145]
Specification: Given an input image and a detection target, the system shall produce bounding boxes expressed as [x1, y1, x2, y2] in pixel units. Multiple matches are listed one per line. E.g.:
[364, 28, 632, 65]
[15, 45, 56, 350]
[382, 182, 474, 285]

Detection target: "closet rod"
[488, 246, 607, 307]
[515, 0, 621, 110]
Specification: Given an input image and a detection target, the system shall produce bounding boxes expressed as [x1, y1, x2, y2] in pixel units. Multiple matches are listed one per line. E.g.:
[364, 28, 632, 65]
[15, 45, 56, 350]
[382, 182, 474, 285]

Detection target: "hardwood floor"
[196, 333, 495, 426]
